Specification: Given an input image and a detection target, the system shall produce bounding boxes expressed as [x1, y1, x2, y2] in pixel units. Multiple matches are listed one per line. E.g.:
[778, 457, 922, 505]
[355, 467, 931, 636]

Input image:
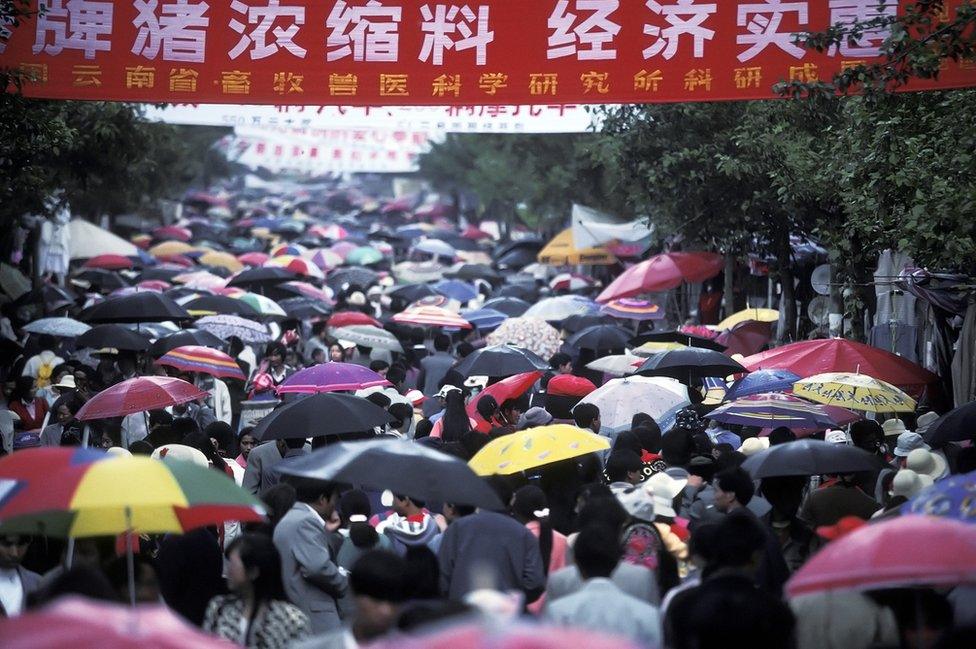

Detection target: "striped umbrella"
[155, 345, 246, 381]
[232, 291, 287, 317]
[549, 273, 595, 292]
[75, 376, 208, 421]
[308, 224, 349, 240]
[708, 392, 843, 429]
[600, 298, 665, 321]
[306, 248, 343, 271]
[270, 243, 309, 258]
[196, 314, 271, 343]
[265, 255, 325, 279]
[392, 305, 472, 329]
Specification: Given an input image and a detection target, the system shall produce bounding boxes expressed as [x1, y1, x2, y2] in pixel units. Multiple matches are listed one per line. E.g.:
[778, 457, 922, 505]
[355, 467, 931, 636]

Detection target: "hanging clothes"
[951, 300, 976, 408]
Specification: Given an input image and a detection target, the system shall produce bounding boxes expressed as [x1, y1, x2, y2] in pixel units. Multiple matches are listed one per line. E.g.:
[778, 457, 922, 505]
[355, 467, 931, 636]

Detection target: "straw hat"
[905, 448, 948, 481]
[645, 471, 688, 518]
[915, 411, 940, 435]
[738, 437, 769, 456]
[882, 418, 909, 437]
[53, 374, 76, 390]
[891, 469, 933, 499]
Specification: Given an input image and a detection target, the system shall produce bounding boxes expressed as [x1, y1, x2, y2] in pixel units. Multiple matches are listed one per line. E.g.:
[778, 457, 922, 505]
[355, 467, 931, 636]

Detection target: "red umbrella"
[76, 376, 208, 421]
[461, 225, 492, 240]
[83, 254, 133, 270]
[155, 254, 195, 268]
[237, 252, 269, 267]
[468, 371, 542, 433]
[787, 515, 976, 597]
[370, 622, 641, 649]
[152, 225, 192, 242]
[155, 346, 246, 381]
[328, 311, 381, 328]
[741, 338, 938, 390]
[716, 320, 773, 357]
[597, 252, 724, 303]
[547, 374, 598, 398]
[136, 280, 170, 292]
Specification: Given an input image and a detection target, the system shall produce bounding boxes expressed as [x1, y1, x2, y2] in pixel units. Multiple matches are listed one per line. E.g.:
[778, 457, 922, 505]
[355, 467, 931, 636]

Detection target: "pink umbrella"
[83, 254, 133, 270]
[136, 280, 170, 292]
[265, 256, 325, 279]
[277, 362, 390, 395]
[152, 225, 192, 242]
[76, 376, 208, 421]
[716, 320, 773, 357]
[596, 252, 724, 303]
[370, 622, 641, 649]
[787, 515, 976, 597]
[237, 252, 269, 267]
[309, 224, 349, 240]
[284, 281, 333, 302]
[156, 345, 246, 381]
[155, 254, 195, 268]
[462, 225, 492, 240]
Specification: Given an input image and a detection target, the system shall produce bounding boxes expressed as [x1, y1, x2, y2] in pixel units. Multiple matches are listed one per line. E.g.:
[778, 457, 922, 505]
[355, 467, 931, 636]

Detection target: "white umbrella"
[577, 375, 691, 432]
[523, 295, 599, 322]
[414, 239, 457, 258]
[586, 353, 643, 377]
[330, 325, 404, 353]
[68, 219, 139, 259]
[22, 317, 91, 338]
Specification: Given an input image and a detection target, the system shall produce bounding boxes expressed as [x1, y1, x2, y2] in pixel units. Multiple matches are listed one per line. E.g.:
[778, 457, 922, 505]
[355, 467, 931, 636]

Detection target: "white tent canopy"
[68, 219, 139, 260]
[571, 204, 652, 249]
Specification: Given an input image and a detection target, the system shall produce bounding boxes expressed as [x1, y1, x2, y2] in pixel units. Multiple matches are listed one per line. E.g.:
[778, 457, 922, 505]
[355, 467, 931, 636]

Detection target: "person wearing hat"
[882, 418, 909, 438]
[905, 448, 949, 482]
[646, 472, 689, 562]
[874, 469, 934, 520]
[516, 406, 553, 431]
[612, 483, 680, 595]
[737, 436, 769, 457]
[798, 462, 881, 532]
[893, 432, 930, 463]
[914, 411, 940, 436]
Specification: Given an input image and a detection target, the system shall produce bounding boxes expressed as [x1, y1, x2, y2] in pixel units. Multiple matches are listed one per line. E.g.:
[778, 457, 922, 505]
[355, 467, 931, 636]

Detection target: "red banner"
[2, 1, 975, 106]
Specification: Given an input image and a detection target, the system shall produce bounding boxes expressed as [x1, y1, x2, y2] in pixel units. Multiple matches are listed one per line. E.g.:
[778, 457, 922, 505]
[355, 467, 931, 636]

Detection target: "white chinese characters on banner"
[736, 1, 808, 62]
[419, 4, 494, 66]
[643, 0, 718, 60]
[547, 0, 621, 61]
[827, 0, 897, 57]
[229, 0, 306, 60]
[132, 0, 211, 63]
[33, 0, 114, 59]
[326, 0, 402, 62]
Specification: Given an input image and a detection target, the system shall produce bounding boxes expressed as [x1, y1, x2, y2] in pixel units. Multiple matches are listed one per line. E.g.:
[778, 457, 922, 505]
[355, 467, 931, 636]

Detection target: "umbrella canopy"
[482, 296, 531, 317]
[279, 280, 333, 303]
[742, 439, 882, 478]
[80, 292, 190, 324]
[392, 305, 472, 329]
[327, 267, 380, 291]
[524, 295, 599, 322]
[183, 294, 260, 318]
[279, 439, 502, 510]
[196, 314, 271, 343]
[156, 346, 246, 381]
[708, 392, 842, 429]
[636, 348, 747, 381]
[22, 317, 90, 338]
[68, 219, 139, 260]
[265, 255, 325, 279]
[330, 325, 404, 352]
[550, 272, 596, 292]
[469, 424, 611, 476]
[741, 338, 938, 389]
[460, 307, 508, 332]
[492, 282, 538, 301]
[253, 393, 393, 441]
[345, 246, 384, 266]
[445, 263, 502, 283]
[198, 250, 244, 273]
[388, 283, 439, 304]
[600, 298, 665, 321]
[454, 344, 550, 378]
[586, 353, 644, 377]
[717, 307, 781, 330]
[0, 448, 264, 537]
[561, 314, 616, 335]
[0, 597, 231, 649]
[270, 243, 309, 258]
[786, 515, 976, 597]
[231, 291, 287, 318]
[149, 329, 224, 357]
[486, 317, 563, 359]
[414, 238, 457, 258]
[76, 324, 150, 352]
[82, 254, 133, 270]
[74, 268, 130, 291]
[76, 376, 208, 421]
[0, 263, 31, 300]
[309, 223, 349, 240]
[173, 270, 226, 291]
[226, 266, 297, 289]
[794, 372, 916, 413]
[432, 279, 479, 302]
[308, 248, 344, 271]
[924, 401, 976, 446]
[277, 362, 390, 395]
[567, 324, 631, 351]
[153, 224, 193, 241]
[726, 369, 801, 400]
[597, 252, 724, 302]
[537, 228, 617, 266]
[149, 241, 197, 258]
[715, 320, 773, 357]
[468, 371, 542, 433]
[328, 311, 381, 328]
[277, 296, 332, 320]
[237, 251, 269, 267]
[903, 470, 976, 522]
[630, 330, 726, 352]
[577, 375, 690, 432]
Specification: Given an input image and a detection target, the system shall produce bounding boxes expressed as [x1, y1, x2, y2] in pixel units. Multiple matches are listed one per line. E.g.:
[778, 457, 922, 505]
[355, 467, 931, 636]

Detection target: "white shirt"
[0, 567, 24, 616]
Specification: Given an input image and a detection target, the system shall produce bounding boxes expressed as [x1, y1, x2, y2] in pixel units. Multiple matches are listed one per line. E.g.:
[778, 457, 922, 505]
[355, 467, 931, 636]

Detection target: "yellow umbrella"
[793, 372, 916, 413]
[717, 308, 780, 330]
[633, 341, 687, 357]
[149, 240, 197, 257]
[468, 424, 610, 476]
[537, 228, 617, 266]
[199, 250, 244, 273]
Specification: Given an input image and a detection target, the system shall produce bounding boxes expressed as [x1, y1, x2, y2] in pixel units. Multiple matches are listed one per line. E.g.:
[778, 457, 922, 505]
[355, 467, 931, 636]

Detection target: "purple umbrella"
[708, 392, 842, 430]
[277, 362, 391, 395]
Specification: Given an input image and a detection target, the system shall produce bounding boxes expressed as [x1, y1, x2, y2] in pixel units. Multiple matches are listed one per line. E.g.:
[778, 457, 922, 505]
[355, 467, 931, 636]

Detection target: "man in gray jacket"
[273, 477, 348, 634]
[242, 438, 308, 495]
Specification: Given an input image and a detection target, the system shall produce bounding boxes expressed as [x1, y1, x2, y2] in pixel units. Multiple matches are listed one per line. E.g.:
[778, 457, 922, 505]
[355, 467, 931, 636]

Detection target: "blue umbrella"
[460, 308, 508, 332]
[725, 369, 801, 401]
[902, 471, 976, 522]
[433, 279, 479, 302]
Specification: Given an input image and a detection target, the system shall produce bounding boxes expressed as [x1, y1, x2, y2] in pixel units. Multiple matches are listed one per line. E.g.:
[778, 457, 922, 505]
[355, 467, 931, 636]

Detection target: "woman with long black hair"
[431, 388, 475, 442]
[511, 485, 568, 614]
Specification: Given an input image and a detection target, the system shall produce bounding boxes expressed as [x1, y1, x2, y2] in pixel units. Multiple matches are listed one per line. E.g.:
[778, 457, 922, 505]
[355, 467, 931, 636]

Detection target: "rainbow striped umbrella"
[0, 448, 264, 537]
[270, 243, 308, 258]
[155, 345, 246, 381]
[600, 298, 665, 321]
[708, 392, 843, 429]
[392, 305, 472, 329]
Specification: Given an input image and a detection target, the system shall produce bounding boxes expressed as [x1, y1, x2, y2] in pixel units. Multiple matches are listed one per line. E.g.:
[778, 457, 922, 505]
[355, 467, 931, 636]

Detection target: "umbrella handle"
[80, 424, 90, 448]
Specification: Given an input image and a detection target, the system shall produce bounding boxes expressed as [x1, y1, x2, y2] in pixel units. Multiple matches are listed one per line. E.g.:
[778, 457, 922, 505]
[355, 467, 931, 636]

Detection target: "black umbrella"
[924, 402, 976, 446]
[138, 267, 185, 282]
[494, 248, 539, 270]
[562, 314, 617, 335]
[454, 344, 549, 378]
[388, 283, 439, 304]
[253, 393, 394, 441]
[80, 292, 191, 323]
[482, 297, 532, 317]
[445, 263, 503, 283]
[327, 267, 380, 292]
[76, 324, 151, 352]
[184, 295, 261, 318]
[742, 439, 882, 478]
[568, 324, 631, 351]
[635, 348, 746, 381]
[150, 329, 225, 357]
[225, 267, 297, 290]
[278, 439, 502, 510]
[492, 283, 538, 301]
[277, 297, 333, 320]
[74, 269, 130, 291]
[164, 286, 203, 302]
[630, 331, 727, 352]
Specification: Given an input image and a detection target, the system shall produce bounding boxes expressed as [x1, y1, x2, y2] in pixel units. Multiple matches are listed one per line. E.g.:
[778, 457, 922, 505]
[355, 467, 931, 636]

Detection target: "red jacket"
[9, 398, 49, 431]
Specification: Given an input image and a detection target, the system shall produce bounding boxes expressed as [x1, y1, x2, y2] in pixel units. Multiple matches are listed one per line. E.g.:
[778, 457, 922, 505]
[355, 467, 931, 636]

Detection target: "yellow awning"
[537, 228, 617, 266]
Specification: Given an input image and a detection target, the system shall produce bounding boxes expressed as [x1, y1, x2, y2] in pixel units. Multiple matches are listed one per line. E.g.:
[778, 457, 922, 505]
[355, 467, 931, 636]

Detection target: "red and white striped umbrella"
[392, 305, 472, 329]
[309, 224, 349, 240]
[270, 243, 309, 258]
[550, 273, 595, 292]
[265, 255, 325, 279]
[155, 345, 246, 381]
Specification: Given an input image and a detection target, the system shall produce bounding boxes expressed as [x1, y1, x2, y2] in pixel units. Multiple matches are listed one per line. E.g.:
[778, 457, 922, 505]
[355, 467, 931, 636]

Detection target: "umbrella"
[725, 369, 801, 400]
[794, 372, 916, 413]
[392, 261, 446, 284]
[327, 267, 380, 291]
[279, 439, 502, 510]
[454, 344, 550, 378]
[148, 241, 197, 257]
[76, 324, 150, 352]
[139, 267, 185, 283]
[432, 279, 479, 303]
[226, 266, 297, 290]
[153, 225, 192, 241]
[561, 314, 616, 334]
[308, 224, 349, 240]
[486, 317, 563, 358]
[445, 263, 502, 282]
[277, 297, 333, 320]
[493, 282, 539, 301]
[596, 251, 724, 302]
[715, 320, 773, 357]
[633, 341, 687, 356]
[278, 281, 333, 303]
[75, 376, 208, 421]
[537, 228, 616, 266]
[265, 255, 325, 279]
[600, 298, 665, 321]
[0, 597, 231, 649]
[183, 294, 260, 318]
[636, 348, 746, 381]
[277, 362, 390, 395]
[524, 295, 599, 322]
[468, 371, 543, 433]
[577, 376, 690, 432]
[414, 238, 457, 258]
[196, 314, 271, 343]
[270, 243, 309, 258]
[568, 324, 631, 351]
[330, 325, 404, 353]
[0, 263, 31, 299]
[79, 292, 190, 324]
[708, 393, 842, 429]
[22, 317, 90, 338]
[198, 250, 244, 273]
[370, 621, 640, 649]
[902, 470, 976, 521]
[630, 330, 727, 352]
[388, 283, 439, 304]
[156, 345, 246, 381]
[82, 254, 133, 270]
[924, 401, 976, 446]
[237, 251, 269, 267]
[586, 353, 644, 377]
[717, 307, 780, 330]
[328, 311, 381, 328]
[392, 306, 472, 329]
[469, 424, 611, 476]
[345, 246, 384, 266]
[482, 296, 531, 317]
[231, 291, 287, 318]
[741, 338, 938, 389]
[137, 280, 169, 292]
[786, 515, 976, 597]
[68, 219, 139, 260]
[330, 240, 359, 260]
[253, 393, 394, 441]
[173, 270, 227, 291]
[308, 248, 344, 271]
[74, 268, 130, 291]
[741, 439, 882, 478]
[549, 272, 596, 293]
[149, 329, 225, 357]
[460, 307, 508, 332]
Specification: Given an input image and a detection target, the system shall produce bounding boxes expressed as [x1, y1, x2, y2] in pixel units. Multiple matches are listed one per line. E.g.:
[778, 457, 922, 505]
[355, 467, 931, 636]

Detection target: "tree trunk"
[723, 254, 736, 321]
[778, 265, 797, 343]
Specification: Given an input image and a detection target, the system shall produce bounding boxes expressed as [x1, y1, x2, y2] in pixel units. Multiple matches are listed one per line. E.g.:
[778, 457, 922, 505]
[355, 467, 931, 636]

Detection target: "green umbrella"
[346, 246, 384, 266]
